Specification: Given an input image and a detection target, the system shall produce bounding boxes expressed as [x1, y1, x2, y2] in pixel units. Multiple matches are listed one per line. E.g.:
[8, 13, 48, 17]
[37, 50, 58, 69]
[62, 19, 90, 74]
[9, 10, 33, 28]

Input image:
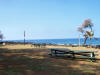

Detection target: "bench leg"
[51, 50, 53, 56]
[50, 50, 56, 56]
[90, 53, 96, 62]
[55, 50, 57, 56]
[72, 52, 75, 59]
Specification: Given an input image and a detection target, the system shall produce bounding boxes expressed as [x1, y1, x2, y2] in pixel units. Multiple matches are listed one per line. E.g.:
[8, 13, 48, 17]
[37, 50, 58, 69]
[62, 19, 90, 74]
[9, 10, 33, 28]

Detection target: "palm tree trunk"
[83, 37, 88, 45]
[89, 38, 92, 47]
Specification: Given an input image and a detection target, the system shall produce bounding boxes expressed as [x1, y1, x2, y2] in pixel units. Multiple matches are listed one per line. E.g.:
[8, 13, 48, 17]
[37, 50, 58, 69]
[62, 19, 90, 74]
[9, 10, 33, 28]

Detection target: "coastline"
[2, 38, 100, 46]
[1, 41, 100, 49]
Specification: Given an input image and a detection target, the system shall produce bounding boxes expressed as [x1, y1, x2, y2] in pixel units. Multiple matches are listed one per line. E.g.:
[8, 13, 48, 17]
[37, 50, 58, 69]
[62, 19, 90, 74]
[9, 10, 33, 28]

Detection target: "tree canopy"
[77, 19, 95, 45]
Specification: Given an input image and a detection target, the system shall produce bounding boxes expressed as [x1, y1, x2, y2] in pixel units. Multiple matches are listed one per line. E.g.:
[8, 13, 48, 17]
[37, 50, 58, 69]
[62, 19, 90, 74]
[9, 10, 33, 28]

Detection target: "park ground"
[0, 44, 100, 75]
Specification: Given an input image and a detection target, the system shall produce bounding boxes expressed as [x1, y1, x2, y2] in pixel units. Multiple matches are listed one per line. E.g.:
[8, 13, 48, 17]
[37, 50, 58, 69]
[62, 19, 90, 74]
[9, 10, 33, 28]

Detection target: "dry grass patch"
[0, 44, 100, 75]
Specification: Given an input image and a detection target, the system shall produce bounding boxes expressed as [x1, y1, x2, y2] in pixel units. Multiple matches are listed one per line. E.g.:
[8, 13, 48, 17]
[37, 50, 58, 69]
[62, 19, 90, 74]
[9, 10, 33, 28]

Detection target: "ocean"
[4, 38, 100, 45]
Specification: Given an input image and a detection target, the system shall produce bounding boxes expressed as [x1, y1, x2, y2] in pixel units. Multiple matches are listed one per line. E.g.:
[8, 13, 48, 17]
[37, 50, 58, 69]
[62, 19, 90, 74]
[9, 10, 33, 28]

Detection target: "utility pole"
[79, 34, 80, 47]
[24, 30, 26, 45]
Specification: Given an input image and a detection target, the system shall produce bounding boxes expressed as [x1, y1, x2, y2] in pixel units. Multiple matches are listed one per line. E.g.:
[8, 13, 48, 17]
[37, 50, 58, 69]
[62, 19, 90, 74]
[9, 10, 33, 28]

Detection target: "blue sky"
[0, 0, 100, 40]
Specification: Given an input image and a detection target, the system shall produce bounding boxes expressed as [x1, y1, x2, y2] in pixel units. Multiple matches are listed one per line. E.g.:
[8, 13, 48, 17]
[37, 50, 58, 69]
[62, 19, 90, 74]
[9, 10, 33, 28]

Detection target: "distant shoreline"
[1, 38, 100, 46]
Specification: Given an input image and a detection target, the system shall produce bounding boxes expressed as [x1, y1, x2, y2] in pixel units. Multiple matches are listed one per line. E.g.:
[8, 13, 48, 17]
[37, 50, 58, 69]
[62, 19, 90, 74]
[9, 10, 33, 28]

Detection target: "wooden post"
[24, 31, 26, 45]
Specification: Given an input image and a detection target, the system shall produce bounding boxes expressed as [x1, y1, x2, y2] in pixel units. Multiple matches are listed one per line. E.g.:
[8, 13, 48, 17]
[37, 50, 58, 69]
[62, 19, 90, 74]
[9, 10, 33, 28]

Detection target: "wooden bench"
[49, 48, 98, 62]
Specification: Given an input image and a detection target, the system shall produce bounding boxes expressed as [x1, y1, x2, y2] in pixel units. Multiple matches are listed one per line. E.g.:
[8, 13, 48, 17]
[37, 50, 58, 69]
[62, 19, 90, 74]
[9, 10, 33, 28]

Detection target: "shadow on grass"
[0, 48, 99, 75]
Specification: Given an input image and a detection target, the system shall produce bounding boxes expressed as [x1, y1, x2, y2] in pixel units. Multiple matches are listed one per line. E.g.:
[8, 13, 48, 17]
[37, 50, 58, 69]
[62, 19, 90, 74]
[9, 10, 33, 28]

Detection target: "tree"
[0, 31, 4, 41]
[77, 19, 95, 45]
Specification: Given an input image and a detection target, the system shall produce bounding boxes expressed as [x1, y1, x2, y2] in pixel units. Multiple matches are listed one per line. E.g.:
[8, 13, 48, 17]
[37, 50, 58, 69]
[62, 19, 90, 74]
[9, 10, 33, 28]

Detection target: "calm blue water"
[4, 38, 100, 45]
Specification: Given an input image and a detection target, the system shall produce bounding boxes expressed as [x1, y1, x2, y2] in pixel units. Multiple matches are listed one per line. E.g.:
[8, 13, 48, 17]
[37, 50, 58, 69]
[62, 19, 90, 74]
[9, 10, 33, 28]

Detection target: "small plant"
[0, 30, 4, 41]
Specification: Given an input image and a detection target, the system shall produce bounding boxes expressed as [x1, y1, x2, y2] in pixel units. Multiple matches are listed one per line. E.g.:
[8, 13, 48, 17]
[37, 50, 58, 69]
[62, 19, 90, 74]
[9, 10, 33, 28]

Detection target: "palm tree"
[86, 31, 94, 45]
